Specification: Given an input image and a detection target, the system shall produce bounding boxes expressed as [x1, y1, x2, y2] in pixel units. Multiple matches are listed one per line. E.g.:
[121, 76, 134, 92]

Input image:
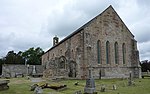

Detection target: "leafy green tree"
[0, 58, 4, 75]
[5, 51, 16, 64]
[16, 51, 24, 64]
[0, 57, 5, 64]
[0, 47, 44, 65]
[4, 51, 24, 64]
[140, 60, 150, 72]
[22, 47, 44, 65]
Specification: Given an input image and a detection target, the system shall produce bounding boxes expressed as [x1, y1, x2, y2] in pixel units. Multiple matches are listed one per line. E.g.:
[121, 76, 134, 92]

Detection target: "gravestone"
[112, 84, 117, 90]
[128, 71, 133, 86]
[84, 66, 97, 94]
[100, 84, 105, 92]
[101, 84, 106, 92]
[147, 70, 149, 74]
[34, 86, 43, 94]
[32, 65, 36, 75]
[30, 84, 38, 91]
[74, 90, 82, 94]
[0, 80, 10, 91]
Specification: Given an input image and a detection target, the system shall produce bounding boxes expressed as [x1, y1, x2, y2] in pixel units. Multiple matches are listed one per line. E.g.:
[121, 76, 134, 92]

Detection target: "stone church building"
[42, 5, 141, 79]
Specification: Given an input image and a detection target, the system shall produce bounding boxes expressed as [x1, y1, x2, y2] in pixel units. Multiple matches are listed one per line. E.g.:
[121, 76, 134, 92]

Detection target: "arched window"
[97, 40, 101, 64]
[106, 41, 110, 64]
[122, 43, 126, 64]
[114, 42, 119, 64]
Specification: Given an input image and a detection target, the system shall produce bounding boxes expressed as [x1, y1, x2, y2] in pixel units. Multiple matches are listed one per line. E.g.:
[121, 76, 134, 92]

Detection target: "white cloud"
[138, 41, 150, 61]
[0, 0, 150, 61]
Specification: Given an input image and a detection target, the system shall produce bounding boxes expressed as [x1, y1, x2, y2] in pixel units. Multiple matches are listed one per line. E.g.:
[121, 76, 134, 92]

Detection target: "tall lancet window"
[97, 40, 101, 64]
[114, 42, 119, 64]
[106, 41, 110, 64]
[122, 43, 126, 64]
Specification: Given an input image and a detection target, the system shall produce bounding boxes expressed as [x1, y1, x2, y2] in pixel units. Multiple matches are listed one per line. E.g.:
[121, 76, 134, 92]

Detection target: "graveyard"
[0, 77, 150, 94]
[0, 65, 149, 94]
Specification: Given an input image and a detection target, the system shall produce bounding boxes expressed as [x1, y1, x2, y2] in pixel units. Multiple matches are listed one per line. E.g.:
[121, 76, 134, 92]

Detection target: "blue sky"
[0, 0, 150, 61]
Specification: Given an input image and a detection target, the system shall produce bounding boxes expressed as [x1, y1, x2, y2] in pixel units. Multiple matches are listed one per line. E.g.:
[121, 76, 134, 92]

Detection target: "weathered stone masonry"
[2, 64, 44, 77]
[42, 5, 141, 79]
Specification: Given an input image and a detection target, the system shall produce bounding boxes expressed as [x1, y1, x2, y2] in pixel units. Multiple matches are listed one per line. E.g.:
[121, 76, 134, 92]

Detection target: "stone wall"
[92, 67, 132, 79]
[2, 64, 44, 77]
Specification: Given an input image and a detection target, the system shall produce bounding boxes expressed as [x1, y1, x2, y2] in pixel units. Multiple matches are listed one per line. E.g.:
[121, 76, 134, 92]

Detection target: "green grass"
[0, 78, 150, 94]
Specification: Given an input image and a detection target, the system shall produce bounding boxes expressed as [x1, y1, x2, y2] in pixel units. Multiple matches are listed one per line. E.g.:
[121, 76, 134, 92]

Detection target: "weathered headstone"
[128, 71, 133, 86]
[84, 66, 97, 94]
[74, 90, 82, 94]
[112, 84, 117, 90]
[147, 70, 149, 74]
[32, 65, 36, 75]
[30, 84, 38, 91]
[34, 86, 43, 94]
[0, 80, 10, 91]
[100, 84, 105, 92]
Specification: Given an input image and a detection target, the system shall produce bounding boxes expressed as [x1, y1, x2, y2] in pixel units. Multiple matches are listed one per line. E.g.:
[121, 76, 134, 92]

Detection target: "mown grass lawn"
[0, 77, 150, 94]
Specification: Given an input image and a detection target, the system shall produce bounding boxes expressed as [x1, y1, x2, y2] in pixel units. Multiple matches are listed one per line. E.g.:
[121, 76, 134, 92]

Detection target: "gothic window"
[122, 43, 126, 64]
[114, 42, 119, 64]
[97, 40, 101, 64]
[106, 41, 110, 64]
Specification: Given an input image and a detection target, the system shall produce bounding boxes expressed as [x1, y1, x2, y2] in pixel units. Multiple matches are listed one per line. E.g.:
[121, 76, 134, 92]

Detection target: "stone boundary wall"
[2, 64, 44, 77]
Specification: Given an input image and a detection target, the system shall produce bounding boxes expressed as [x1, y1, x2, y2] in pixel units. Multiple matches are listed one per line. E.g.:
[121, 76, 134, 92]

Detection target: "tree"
[22, 47, 44, 65]
[4, 51, 24, 64]
[0, 47, 44, 65]
[0, 58, 4, 75]
[140, 60, 150, 72]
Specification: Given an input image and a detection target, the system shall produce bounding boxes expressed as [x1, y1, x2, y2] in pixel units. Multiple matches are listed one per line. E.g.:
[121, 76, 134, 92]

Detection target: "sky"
[0, 0, 150, 61]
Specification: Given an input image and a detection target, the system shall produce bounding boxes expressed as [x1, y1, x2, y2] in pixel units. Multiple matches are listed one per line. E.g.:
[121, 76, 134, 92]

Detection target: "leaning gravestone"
[84, 66, 97, 94]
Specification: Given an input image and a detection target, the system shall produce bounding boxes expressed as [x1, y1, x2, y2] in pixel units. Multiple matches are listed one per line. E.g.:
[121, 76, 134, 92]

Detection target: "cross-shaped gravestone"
[84, 65, 97, 94]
